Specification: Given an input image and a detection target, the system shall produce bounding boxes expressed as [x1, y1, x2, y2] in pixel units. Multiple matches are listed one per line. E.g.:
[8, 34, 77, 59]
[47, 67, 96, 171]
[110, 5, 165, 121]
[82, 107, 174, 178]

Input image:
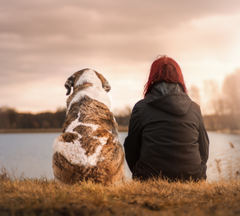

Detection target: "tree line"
[0, 107, 66, 129]
[0, 106, 131, 129]
[189, 69, 240, 131]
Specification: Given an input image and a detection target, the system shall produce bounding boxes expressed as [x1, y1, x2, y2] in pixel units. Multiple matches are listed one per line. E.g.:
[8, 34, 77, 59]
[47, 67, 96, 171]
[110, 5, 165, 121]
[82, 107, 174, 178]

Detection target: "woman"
[124, 56, 209, 181]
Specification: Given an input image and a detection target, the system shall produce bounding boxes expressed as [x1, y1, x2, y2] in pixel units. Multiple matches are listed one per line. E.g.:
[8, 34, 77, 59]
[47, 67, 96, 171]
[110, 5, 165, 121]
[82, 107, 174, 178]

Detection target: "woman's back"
[124, 56, 209, 181]
[125, 82, 208, 180]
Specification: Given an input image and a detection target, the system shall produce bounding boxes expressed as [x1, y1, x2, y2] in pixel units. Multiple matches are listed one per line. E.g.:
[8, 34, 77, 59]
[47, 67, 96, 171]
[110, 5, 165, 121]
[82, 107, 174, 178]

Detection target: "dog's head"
[64, 69, 111, 95]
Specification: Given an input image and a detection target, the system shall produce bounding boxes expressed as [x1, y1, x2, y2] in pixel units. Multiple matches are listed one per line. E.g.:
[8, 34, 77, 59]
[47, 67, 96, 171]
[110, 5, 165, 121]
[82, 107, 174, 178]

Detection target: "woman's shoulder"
[189, 100, 201, 112]
[131, 99, 154, 118]
[133, 99, 147, 110]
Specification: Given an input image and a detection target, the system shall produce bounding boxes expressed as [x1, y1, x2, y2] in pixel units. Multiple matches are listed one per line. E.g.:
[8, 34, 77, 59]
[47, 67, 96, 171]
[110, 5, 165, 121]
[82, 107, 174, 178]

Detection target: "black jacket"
[124, 82, 209, 181]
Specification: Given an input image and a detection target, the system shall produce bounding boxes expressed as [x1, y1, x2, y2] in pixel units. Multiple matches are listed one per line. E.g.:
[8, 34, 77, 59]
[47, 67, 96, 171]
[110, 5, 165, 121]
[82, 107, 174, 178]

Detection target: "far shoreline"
[0, 126, 129, 134]
[207, 129, 240, 135]
[1, 127, 240, 135]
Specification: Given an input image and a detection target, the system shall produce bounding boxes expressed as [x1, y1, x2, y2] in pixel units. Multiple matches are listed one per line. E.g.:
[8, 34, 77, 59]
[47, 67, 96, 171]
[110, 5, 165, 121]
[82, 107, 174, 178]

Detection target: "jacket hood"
[145, 82, 191, 116]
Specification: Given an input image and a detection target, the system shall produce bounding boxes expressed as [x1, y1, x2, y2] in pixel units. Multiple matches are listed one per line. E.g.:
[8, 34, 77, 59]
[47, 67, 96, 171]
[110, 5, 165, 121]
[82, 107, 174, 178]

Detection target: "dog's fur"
[52, 69, 125, 185]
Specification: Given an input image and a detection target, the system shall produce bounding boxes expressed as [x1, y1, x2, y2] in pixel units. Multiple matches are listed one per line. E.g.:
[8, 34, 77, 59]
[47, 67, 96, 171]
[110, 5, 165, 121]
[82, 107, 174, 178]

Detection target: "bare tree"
[221, 69, 240, 129]
[188, 85, 201, 105]
[203, 80, 224, 115]
[222, 69, 240, 115]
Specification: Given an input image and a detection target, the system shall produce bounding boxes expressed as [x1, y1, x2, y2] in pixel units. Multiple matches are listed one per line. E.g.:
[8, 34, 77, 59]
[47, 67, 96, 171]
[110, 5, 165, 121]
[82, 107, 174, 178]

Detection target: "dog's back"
[52, 69, 125, 185]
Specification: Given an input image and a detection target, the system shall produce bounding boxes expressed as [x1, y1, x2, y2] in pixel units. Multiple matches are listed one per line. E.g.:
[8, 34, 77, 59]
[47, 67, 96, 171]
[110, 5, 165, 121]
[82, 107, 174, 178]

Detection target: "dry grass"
[1, 167, 240, 216]
[207, 141, 240, 182]
[1, 140, 240, 216]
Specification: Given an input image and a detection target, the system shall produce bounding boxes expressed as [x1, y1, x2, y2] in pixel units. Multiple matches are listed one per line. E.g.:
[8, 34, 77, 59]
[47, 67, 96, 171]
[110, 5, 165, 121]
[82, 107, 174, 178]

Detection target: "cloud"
[1, 0, 240, 112]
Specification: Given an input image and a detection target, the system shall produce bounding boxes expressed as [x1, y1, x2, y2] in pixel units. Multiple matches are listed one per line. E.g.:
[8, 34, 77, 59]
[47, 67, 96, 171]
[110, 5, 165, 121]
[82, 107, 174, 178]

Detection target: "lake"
[0, 132, 239, 181]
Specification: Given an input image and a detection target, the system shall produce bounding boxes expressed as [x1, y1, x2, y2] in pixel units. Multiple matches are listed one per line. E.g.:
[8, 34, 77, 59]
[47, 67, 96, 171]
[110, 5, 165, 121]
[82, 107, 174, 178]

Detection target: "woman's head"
[144, 55, 187, 96]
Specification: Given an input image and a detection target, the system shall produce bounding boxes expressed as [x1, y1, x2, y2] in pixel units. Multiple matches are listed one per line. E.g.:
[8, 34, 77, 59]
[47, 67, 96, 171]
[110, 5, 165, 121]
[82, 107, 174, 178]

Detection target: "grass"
[1, 166, 240, 216]
[207, 141, 240, 181]
[1, 141, 240, 216]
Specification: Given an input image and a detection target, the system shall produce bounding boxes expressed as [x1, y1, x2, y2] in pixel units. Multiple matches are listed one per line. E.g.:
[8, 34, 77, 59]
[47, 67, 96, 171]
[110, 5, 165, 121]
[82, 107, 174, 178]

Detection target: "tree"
[188, 85, 201, 105]
[221, 69, 240, 129]
[203, 80, 224, 115]
[222, 69, 240, 115]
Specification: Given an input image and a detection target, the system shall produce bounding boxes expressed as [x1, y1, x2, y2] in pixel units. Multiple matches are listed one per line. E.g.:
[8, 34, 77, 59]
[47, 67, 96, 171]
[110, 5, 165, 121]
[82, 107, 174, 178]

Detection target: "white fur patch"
[53, 112, 108, 166]
[67, 69, 111, 113]
[66, 113, 99, 133]
[75, 69, 102, 88]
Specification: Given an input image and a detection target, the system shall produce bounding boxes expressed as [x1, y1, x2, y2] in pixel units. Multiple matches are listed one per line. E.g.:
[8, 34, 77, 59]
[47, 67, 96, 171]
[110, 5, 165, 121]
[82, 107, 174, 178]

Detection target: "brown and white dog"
[52, 69, 125, 185]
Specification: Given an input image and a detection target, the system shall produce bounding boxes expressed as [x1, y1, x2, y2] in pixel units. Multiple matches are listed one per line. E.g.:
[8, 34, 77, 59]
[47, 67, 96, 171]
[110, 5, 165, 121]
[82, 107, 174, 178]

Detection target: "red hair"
[144, 55, 187, 96]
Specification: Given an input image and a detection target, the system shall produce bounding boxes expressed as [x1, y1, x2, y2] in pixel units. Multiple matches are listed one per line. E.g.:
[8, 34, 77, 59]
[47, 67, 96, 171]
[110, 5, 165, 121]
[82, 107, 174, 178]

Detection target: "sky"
[1, 0, 240, 114]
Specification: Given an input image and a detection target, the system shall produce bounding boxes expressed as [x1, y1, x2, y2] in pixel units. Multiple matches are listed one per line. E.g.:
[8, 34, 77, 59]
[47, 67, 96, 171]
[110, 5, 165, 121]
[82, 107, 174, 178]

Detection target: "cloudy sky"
[1, 0, 240, 114]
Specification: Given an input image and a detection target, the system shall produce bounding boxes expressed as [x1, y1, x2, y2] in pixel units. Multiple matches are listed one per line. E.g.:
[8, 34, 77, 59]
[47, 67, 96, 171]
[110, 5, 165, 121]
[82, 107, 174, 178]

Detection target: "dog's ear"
[95, 71, 111, 92]
[64, 74, 75, 95]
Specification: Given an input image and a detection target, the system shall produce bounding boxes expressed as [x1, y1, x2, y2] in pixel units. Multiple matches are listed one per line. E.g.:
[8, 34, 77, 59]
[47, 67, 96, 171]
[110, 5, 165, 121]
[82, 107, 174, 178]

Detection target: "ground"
[1, 169, 240, 216]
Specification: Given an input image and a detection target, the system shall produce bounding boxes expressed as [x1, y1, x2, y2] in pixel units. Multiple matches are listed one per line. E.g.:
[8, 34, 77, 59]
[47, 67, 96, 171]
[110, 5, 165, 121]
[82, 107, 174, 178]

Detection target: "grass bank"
[1, 168, 240, 216]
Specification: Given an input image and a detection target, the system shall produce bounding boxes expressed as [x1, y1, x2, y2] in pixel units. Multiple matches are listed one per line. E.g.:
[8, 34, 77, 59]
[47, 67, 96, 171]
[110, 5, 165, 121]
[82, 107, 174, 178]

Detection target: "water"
[0, 132, 239, 181]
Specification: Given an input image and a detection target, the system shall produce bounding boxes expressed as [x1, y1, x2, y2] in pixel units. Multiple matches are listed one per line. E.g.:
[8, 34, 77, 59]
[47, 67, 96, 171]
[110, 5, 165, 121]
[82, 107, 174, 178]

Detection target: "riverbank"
[0, 126, 128, 134]
[1, 127, 240, 134]
[0, 128, 62, 134]
[209, 128, 240, 135]
[0, 173, 240, 216]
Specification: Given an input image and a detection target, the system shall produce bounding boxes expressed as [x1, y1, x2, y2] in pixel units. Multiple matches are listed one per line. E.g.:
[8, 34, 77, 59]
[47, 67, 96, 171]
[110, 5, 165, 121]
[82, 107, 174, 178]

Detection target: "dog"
[52, 68, 125, 185]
